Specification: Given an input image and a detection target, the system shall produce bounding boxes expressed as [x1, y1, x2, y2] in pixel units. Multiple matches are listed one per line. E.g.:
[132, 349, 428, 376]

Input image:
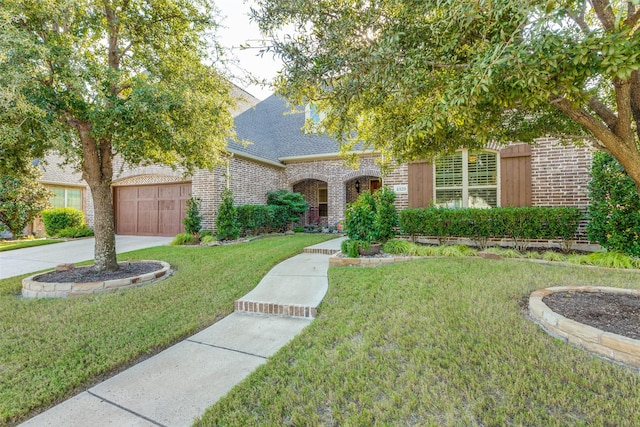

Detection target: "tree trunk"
[89, 180, 119, 272]
[75, 120, 119, 272]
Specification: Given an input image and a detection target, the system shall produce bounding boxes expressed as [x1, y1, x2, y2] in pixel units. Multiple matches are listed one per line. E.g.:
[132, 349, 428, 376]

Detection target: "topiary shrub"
[587, 152, 640, 257]
[266, 189, 309, 228]
[41, 207, 85, 237]
[216, 189, 240, 241]
[183, 196, 202, 238]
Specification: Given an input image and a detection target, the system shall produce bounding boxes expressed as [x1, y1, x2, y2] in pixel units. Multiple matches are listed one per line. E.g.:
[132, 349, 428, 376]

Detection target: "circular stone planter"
[529, 286, 640, 368]
[22, 260, 171, 299]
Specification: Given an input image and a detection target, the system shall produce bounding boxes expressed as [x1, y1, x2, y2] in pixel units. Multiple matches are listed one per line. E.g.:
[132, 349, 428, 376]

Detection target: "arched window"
[434, 150, 498, 208]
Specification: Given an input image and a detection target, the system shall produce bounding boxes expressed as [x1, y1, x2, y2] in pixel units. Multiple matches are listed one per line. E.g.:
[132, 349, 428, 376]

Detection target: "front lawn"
[0, 238, 62, 252]
[199, 258, 640, 425]
[0, 234, 335, 425]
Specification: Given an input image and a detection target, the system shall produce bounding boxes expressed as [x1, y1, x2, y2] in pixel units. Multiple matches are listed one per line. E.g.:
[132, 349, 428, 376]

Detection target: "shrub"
[236, 205, 271, 235]
[266, 189, 309, 226]
[372, 187, 398, 243]
[345, 189, 398, 243]
[399, 206, 582, 252]
[216, 189, 240, 241]
[587, 152, 640, 257]
[268, 205, 289, 232]
[340, 239, 361, 258]
[41, 207, 85, 237]
[56, 226, 94, 238]
[183, 196, 202, 237]
[199, 229, 213, 238]
[293, 226, 305, 233]
[200, 235, 216, 244]
[345, 191, 376, 242]
[170, 233, 196, 245]
[0, 168, 51, 237]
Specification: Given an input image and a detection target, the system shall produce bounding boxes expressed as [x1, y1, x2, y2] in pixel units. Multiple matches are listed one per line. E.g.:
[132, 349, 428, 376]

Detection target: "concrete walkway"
[20, 237, 344, 427]
[0, 235, 174, 279]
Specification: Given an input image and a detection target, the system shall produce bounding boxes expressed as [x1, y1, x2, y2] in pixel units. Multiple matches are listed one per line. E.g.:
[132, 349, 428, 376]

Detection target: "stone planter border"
[22, 260, 171, 299]
[529, 286, 640, 369]
[329, 253, 423, 267]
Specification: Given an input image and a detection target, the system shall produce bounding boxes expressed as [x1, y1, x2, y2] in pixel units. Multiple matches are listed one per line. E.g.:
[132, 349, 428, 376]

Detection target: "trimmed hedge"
[236, 204, 289, 236]
[41, 207, 85, 237]
[399, 206, 582, 251]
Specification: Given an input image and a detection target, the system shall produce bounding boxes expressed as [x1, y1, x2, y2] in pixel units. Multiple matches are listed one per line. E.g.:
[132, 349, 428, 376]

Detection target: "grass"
[0, 234, 335, 425]
[198, 258, 640, 426]
[0, 238, 62, 252]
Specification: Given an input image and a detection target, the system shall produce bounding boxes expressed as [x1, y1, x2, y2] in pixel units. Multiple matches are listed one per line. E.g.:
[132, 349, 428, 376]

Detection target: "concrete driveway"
[0, 235, 173, 280]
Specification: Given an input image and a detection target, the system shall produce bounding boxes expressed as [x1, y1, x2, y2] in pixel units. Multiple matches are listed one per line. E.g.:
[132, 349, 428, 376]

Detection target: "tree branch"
[551, 96, 617, 143]
[624, 7, 640, 29]
[590, 0, 616, 30]
[613, 78, 633, 141]
[587, 97, 618, 130]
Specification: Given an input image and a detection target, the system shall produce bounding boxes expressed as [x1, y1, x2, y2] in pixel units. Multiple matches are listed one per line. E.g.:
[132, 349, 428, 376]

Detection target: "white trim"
[225, 148, 286, 168]
[279, 149, 378, 163]
[433, 149, 500, 208]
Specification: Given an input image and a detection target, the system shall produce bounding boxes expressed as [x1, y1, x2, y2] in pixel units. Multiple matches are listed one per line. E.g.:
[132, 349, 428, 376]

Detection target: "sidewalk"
[20, 237, 344, 427]
[0, 235, 174, 279]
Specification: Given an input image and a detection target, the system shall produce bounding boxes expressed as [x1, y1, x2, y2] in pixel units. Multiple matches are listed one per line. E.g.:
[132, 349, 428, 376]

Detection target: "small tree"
[183, 196, 202, 239]
[0, 168, 51, 237]
[216, 189, 240, 241]
[587, 152, 640, 257]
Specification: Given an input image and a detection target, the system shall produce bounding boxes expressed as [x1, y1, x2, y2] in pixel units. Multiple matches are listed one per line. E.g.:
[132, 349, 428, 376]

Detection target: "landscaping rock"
[55, 263, 75, 272]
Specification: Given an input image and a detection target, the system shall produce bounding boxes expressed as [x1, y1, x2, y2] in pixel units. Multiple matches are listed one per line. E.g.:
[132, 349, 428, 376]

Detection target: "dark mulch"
[34, 262, 163, 283]
[543, 291, 640, 340]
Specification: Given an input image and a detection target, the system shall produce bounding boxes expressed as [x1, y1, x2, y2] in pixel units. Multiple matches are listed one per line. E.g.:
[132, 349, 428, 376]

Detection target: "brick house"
[36, 93, 594, 237]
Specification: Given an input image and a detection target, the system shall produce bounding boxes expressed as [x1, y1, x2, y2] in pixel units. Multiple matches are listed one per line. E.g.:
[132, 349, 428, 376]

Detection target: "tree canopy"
[253, 0, 640, 192]
[0, 0, 236, 270]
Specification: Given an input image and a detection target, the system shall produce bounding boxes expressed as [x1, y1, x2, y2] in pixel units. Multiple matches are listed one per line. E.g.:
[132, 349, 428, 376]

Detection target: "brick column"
[328, 180, 345, 226]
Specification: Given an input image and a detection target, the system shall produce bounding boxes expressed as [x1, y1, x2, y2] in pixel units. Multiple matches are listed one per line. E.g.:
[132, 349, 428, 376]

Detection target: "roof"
[228, 94, 341, 164]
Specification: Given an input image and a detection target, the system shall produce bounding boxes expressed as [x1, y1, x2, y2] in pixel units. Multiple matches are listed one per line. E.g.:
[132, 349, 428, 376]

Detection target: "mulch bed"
[543, 291, 640, 340]
[34, 262, 163, 283]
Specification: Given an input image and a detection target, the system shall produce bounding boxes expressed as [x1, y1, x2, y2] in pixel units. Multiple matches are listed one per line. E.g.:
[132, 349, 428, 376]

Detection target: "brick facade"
[38, 139, 595, 237]
[531, 138, 593, 207]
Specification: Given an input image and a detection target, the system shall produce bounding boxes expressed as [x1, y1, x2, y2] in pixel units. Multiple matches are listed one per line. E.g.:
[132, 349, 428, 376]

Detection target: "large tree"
[253, 0, 640, 192]
[0, 0, 235, 271]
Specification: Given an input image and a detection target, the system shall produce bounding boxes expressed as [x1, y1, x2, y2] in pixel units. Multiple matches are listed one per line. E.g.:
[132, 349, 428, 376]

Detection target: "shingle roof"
[227, 94, 341, 164]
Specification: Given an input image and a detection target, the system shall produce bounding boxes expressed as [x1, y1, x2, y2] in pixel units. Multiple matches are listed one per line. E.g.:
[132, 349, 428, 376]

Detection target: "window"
[49, 187, 83, 210]
[318, 188, 328, 217]
[305, 103, 326, 133]
[435, 150, 498, 208]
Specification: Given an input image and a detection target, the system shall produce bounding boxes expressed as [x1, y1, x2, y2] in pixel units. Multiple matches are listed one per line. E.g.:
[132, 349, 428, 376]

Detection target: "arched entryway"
[293, 179, 329, 227]
[345, 176, 382, 204]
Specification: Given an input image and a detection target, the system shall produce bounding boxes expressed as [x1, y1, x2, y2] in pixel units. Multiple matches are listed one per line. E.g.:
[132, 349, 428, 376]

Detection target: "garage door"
[114, 183, 192, 236]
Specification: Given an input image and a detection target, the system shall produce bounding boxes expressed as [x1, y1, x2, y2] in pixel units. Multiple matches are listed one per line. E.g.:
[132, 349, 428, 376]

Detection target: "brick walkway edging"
[529, 286, 640, 369]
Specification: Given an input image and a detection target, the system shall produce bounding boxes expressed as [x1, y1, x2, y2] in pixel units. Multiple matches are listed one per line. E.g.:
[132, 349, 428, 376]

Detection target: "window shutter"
[500, 144, 532, 206]
[408, 161, 433, 208]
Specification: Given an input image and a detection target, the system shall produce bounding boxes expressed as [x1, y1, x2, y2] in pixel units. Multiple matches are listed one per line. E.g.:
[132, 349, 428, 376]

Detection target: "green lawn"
[0, 234, 335, 425]
[198, 258, 640, 426]
[0, 238, 62, 252]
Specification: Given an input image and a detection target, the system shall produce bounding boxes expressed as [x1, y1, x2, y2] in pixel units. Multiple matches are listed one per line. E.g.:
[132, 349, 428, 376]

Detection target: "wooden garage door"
[114, 183, 192, 236]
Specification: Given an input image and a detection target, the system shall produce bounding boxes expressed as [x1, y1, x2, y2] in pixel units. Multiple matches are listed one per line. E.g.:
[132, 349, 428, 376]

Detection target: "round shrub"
[41, 207, 85, 236]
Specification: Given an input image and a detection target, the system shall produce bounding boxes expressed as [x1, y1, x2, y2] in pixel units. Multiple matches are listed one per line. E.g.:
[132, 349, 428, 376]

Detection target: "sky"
[215, 0, 282, 100]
